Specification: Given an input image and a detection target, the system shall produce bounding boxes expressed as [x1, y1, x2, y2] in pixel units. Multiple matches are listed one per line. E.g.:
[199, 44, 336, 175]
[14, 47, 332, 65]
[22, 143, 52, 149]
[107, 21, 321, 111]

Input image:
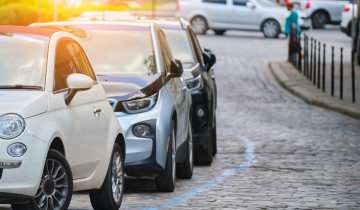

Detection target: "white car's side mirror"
[65, 73, 94, 105]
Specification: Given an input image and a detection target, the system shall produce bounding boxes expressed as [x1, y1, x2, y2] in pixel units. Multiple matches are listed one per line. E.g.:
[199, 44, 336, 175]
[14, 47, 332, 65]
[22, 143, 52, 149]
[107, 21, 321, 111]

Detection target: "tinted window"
[54, 39, 77, 91]
[203, 0, 227, 4]
[0, 33, 48, 88]
[253, 0, 279, 7]
[79, 26, 157, 76]
[71, 42, 96, 80]
[163, 29, 195, 69]
[158, 30, 173, 73]
[233, 0, 248, 6]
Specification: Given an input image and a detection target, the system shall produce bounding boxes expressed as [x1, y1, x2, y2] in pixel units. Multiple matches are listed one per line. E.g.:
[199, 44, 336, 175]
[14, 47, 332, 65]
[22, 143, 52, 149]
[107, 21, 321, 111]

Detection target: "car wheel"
[12, 149, 73, 210]
[213, 30, 226, 35]
[155, 120, 176, 192]
[89, 143, 124, 210]
[262, 19, 280, 38]
[176, 121, 193, 179]
[312, 11, 328, 29]
[191, 16, 208, 34]
[212, 115, 217, 156]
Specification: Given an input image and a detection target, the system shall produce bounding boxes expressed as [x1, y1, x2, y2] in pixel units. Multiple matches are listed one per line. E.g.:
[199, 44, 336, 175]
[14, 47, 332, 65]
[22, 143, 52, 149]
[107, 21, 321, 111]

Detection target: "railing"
[289, 28, 357, 103]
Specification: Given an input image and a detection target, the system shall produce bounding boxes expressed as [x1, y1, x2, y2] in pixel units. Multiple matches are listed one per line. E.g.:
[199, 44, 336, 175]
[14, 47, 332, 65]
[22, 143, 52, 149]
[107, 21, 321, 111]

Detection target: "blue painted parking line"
[145, 127, 257, 210]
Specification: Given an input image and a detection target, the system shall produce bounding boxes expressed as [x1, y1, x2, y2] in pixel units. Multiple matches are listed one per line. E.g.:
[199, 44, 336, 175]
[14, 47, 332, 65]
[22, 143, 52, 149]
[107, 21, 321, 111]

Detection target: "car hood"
[98, 74, 164, 101]
[0, 91, 48, 118]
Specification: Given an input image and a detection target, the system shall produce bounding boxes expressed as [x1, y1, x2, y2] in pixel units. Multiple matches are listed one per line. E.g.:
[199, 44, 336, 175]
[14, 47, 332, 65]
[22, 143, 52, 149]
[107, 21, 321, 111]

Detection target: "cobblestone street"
[1, 29, 359, 209]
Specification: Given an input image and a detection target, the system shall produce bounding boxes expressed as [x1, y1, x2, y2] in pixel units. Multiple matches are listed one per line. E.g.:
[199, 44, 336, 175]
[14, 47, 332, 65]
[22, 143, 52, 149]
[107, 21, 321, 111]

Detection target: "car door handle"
[93, 108, 102, 114]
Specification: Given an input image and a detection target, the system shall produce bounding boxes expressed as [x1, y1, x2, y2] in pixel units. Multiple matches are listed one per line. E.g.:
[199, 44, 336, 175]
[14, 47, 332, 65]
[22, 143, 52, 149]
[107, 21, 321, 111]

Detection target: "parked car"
[0, 26, 125, 209]
[141, 19, 218, 165]
[175, 0, 289, 38]
[292, 0, 348, 28]
[31, 21, 193, 192]
[340, 2, 357, 36]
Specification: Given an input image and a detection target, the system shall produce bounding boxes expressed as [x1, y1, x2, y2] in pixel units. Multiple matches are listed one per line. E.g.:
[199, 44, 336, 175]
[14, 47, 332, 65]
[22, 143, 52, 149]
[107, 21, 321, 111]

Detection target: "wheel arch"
[49, 137, 65, 157]
[114, 133, 126, 160]
[311, 9, 330, 22]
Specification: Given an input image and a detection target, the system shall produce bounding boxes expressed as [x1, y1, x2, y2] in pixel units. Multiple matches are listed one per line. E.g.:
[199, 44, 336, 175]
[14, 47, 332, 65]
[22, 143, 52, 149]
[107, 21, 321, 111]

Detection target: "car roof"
[31, 20, 152, 28]
[128, 19, 190, 30]
[0, 25, 58, 37]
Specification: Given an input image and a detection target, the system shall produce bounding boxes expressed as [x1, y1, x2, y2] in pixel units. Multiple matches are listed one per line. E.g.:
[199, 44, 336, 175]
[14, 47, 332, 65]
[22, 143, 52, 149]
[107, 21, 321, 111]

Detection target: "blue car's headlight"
[123, 93, 158, 114]
[0, 114, 26, 139]
[186, 75, 203, 91]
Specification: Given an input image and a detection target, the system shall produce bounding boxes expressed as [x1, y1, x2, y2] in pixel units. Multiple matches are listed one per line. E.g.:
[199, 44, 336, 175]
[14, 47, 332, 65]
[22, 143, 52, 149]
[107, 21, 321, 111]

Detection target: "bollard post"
[340, 48, 343, 100]
[304, 35, 307, 76]
[310, 38, 313, 81]
[298, 36, 302, 72]
[314, 39, 317, 85]
[352, 50, 356, 103]
[331, 46, 335, 96]
[322, 43, 326, 92]
[318, 42, 321, 89]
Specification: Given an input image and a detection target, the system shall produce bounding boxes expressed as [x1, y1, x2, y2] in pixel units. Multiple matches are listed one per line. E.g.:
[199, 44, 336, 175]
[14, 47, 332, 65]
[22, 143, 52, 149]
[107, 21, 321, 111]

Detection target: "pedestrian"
[284, 2, 299, 37]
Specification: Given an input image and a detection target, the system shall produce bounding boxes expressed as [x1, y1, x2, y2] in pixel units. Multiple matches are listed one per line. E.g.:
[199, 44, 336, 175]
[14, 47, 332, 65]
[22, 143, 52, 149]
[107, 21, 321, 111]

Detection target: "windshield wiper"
[0, 85, 43, 90]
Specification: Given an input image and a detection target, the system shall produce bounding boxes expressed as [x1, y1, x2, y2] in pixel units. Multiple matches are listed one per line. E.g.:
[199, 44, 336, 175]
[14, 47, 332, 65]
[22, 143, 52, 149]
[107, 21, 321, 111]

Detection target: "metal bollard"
[314, 39, 317, 85]
[318, 42, 321, 89]
[351, 50, 356, 103]
[340, 48, 343, 100]
[310, 38, 313, 81]
[322, 43, 326, 92]
[331, 46, 335, 97]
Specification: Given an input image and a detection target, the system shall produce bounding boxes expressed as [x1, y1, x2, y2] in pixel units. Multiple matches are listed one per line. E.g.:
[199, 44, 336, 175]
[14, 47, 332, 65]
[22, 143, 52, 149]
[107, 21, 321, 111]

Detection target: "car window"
[188, 28, 205, 67]
[0, 33, 48, 88]
[71, 41, 97, 81]
[233, 0, 248, 6]
[163, 29, 196, 69]
[203, 0, 227, 4]
[54, 39, 78, 91]
[253, 0, 279, 7]
[158, 30, 173, 74]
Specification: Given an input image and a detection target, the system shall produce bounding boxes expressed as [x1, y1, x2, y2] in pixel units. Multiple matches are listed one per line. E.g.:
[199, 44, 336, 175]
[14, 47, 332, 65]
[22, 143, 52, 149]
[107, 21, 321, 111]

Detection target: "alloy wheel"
[191, 17, 207, 34]
[111, 151, 123, 204]
[263, 20, 279, 38]
[34, 159, 69, 210]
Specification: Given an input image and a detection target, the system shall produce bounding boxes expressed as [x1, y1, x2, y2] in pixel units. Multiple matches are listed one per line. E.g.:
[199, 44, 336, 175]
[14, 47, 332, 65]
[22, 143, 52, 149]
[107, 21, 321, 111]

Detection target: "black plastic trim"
[0, 193, 32, 204]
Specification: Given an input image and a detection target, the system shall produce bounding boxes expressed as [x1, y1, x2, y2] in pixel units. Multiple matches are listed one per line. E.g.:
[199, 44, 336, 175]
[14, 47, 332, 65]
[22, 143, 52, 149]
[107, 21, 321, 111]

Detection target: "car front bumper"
[0, 131, 48, 200]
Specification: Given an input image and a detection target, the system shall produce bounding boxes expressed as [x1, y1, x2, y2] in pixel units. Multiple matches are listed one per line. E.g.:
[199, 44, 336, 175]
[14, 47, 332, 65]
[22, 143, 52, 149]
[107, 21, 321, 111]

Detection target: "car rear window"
[163, 29, 196, 69]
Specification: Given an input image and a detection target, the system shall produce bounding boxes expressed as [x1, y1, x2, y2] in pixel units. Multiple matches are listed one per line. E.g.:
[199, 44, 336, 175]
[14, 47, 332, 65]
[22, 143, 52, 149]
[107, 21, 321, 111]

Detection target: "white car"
[0, 26, 125, 210]
[175, 0, 288, 38]
[292, 0, 349, 28]
[340, 2, 357, 36]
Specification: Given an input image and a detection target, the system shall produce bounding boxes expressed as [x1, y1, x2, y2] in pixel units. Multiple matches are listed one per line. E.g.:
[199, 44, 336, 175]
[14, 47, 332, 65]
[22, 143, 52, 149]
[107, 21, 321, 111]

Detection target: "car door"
[202, 0, 232, 26]
[52, 39, 107, 179]
[159, 30, 188, 147]
[231, 0, 262, 29]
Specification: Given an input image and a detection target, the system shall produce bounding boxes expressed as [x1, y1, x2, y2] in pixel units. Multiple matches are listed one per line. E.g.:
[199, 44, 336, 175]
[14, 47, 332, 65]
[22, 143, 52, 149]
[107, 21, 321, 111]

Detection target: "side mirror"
[168, 59, 184, 79]
[203, 48, 216, 71]
[64, 73, 94, 106]
[246, 2, 256, 9]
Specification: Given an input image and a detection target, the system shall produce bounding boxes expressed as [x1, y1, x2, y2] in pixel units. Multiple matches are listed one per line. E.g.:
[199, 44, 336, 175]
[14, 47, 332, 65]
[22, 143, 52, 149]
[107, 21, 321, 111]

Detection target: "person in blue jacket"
[284, 2, 300, 37]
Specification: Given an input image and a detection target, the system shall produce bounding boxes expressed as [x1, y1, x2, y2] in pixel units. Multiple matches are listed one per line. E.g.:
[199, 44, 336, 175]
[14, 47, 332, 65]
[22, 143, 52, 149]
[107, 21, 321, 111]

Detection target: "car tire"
[194, 125, 213, 166]
[12, 149, 73, 210]
[176, 121, 193, 179]
[213, 30, 226, 35]
[191, 16, 208, 35]
[262, 19, 280, 38]
[347, 22, 352, 37]
[89, 143, 124, 210]
[312, 11, 328, 29]
[212, 115, 217, 156]
[155, 120, 176, 192]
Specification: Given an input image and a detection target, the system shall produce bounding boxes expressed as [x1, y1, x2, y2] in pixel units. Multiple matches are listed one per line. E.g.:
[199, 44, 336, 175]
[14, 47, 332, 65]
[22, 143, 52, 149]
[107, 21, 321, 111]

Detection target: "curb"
[269, 61, 360, 120]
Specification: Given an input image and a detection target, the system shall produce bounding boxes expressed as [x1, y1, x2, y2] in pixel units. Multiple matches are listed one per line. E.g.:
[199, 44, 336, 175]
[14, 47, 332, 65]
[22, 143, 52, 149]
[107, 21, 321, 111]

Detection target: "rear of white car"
[340, 3, 357, 36]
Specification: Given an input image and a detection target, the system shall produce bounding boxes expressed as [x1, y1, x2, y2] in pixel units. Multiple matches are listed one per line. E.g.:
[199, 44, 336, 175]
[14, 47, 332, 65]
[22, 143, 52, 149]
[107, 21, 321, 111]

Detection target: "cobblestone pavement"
[1, 29, 359, 209]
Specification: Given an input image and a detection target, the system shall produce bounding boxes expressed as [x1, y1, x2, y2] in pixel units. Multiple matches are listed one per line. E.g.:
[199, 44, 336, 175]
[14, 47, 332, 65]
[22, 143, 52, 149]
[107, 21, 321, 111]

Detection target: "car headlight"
[186, 75, 203, 91]
[0, 114, 26, 139]
[123, 93, 158, 114]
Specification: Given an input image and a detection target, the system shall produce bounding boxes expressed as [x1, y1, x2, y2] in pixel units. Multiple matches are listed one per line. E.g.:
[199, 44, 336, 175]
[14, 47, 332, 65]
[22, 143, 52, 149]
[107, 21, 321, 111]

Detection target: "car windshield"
[0, 33, 48, 89]
[76, 25, 157, 76]
[163, 29, 195, 69]
[254, 0, 279, 7]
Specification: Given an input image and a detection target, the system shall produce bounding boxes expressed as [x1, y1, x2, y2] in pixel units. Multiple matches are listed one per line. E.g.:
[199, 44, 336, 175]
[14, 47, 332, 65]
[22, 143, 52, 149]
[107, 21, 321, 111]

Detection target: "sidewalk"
[269, 61, 360, 120]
